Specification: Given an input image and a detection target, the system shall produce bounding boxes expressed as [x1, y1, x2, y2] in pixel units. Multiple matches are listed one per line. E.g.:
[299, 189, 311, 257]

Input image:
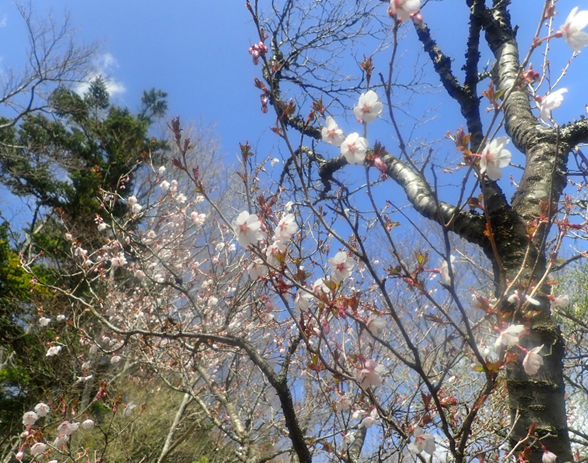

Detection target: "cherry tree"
[12, 1, 588, 463]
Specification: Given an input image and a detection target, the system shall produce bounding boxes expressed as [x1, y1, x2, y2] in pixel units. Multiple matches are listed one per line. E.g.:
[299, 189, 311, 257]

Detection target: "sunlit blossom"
[362, 314, 386, 341]
[356, 359, 385, 388]
[560, 7, 588, 51]
[82, 419, 95, 430]
[341, 133, 368, 164]
[248, 259, 269, 279]
[353, 90, 383, 123]
[160, 180, 170, 192]
[158, 166, 166, 175]
[542, 450, 558, 463]
[275, 213, 298, 241]
[321, 116, 345, 146]
[494, 324, 525, 352]
[53, 434, 69, 447]
[328, 251, 354, 283]
[408, 427, 435, 455]
[23, 411, 39, 426]
[123, 402, 137, 417]
[540, 88, 568, 124]
[360, 408, 379, 428]
[479, 136, 512, 181]
[439, 255, 455, 286]
[57, 420, 79, 435]
[34, 403, 50, 417]
[389, 0, 421, 22]
[30, 443, 47, 455]
[523, 345, 544, 375]
[46, 345, 62, 357]
[266, 240, 286, 267]
[233, 211, 264, 247]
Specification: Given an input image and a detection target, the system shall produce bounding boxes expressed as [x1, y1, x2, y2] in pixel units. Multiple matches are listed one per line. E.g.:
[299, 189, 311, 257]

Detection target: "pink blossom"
[479, 136, 512, 181]
[356, 359, 385, 388]
[328, 251, 354, 283]
[389, 0, 421, 22]
[53, 434, 69, 447]
[233, 211, 264, 247]
[523, 345, 544, 375]
[408, 427, 435, 455]
[494, 324, 524, 352]
[540, 88, 568, 124]
[560, 7, 588, 51]
[353, 90, 383, 123]
[15, 451, 23, 461]
[341, 133, 368, 164]
[321, 116, 345, 146]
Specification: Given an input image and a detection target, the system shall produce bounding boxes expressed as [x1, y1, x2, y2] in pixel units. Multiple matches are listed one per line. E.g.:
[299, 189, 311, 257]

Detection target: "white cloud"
[0, 14, 7, 28]
[75, 52, 126, 97]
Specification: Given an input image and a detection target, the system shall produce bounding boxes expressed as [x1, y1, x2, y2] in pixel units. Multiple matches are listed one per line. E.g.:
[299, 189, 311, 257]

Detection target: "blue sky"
[1, 0, 267, 159]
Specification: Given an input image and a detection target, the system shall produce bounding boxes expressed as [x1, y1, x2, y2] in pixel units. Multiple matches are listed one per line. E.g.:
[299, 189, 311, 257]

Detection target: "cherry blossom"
[479, 136, 512, 181]
[158, 165, 166, 175]
[542, 450, 558, 463]
[560, 7, 588, 51]
[523, 345, 544, 375]
[233, 211, 264, 247]
[23, 411, 39, 426]
[389, 0, 421, 22]
[53, 434, 69, 447]
[38, 316, 51, 327]
[494, 324, 525, 352]
[408, 427, 435, 455]
[328, 251, 354, 283]
[353, 90, 383, 123]
[551, 294, 570, 309]
[334, 393, 352, 412]
[439, 255, 455, 286]
[248, 259, 268, 279]
[82, 419, 95, 429]
[362, 314, 386, 341]
[274, 213, 298, 241]
[321, 116, 345, 146]
[360, 408, 379, 428]
[123, 402, 137, 417]
[342, 431, 356, 451]
[15, 451, 23, 461]
[341, 133, 368, 164]
[356, 359, 385, 388]
[34, 403, 50, 417]
[46, 345, 62, 357]
[266, 240, 286, 267]
[56, 314, 66, 322]
[160, 180, 170, 193]
[540, 88, 568, 124]
[57, 420, 79, 435]
[294, 290, 313, 311]
[30, 443, 47, 455]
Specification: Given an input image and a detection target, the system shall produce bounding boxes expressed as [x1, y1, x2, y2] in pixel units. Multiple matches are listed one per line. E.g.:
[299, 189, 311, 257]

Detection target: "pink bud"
[412, 12, 423, 24]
